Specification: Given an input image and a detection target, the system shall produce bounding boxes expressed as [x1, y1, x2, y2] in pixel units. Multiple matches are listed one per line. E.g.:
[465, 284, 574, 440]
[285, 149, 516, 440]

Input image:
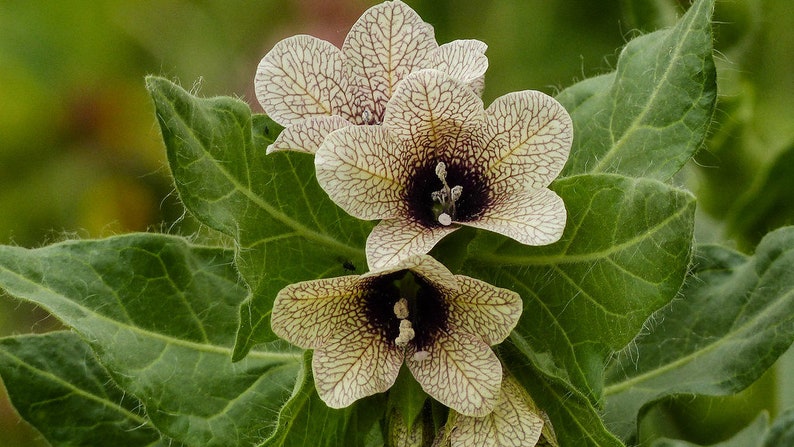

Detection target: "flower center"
[362, 271, 448, 353]
[405, 158, 491, 229]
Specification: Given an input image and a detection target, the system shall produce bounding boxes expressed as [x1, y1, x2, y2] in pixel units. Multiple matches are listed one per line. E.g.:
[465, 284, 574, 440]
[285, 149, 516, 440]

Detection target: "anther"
[395, 319, 415, 347]
[412, 350, 430, 362]
[393, 298, 409, 320]
[438, 213, 452, 226]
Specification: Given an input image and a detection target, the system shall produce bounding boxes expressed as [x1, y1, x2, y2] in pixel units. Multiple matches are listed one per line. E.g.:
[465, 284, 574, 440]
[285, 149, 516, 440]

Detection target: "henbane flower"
[255, 0, 487, 154]
[270, 254, 521, 416]
[315, 69, 572, 269]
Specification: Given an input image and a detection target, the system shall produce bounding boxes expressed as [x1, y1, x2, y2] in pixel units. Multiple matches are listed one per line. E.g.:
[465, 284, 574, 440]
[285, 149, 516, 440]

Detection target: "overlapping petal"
[366, 218, 459, 271]
[315, 125, 407, 220]
[446, 276, 522, 345]
[384, 69, 485, 156]
[428, 40, 489, 94]
[364, 253, 459, 292]
[255, 1, 488, 154]
[313, 326, 403, 409]
[450, 374, 546, 447]
[270, 275, 361, 349]
[255, 35, 352, 125]
[267, 115, 352, 154]
[343, 0, 437, 119]
[464, 188, 567, 246]
[481, 90, 573, 194]
[407, 331, 502, 417]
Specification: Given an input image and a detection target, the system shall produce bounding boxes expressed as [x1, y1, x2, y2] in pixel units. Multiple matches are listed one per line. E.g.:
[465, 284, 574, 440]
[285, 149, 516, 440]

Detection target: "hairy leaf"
[604, 227, 794, 441]
[0, 331, 176, 447]
[146, 77, 372, 359]
[557, 0, 716, 180]
[464, 174, 695, 399]
[503, 345, 625, 447]
[0, 234, 303, 447]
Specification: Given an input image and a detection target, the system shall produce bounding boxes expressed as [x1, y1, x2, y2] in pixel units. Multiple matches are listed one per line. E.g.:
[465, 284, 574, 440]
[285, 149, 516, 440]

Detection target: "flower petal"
[407, 332, 502, 417]
[428, 39, 488, 93]
[450, 375, 545, 447]
[363, 254, 458, 292]
[315, 125, 407, 220]
[270, 275, 361, 349]
[383, 69, 485, 160]
[446, 276, 522, 345]
[267, 116, 353, 154]
[481, 90, 573, 194]
[465, 188, 566, 246]
[313, 326, 403, 409]
[366, 218, 458, 270]
[342, 0, 437, 120]
[255, 35, 352, 125]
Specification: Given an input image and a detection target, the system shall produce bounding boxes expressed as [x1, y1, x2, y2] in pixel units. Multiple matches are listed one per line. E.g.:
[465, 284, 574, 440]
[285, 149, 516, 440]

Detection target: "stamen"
[395, 319, 415, 347]
[435, 162, 449, 186]
[431, 161, 463, 225]
[412, 350, 430, 362]
[393, 298, 410, 320]
[361, 109, 371, 124]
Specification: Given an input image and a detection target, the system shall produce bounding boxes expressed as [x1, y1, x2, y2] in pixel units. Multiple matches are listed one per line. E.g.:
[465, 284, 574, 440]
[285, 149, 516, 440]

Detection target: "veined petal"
[450, 375, 545, 447]
[342, 0, 437, 115]
[267, 116, 353, 154]
[255, 35, 352, 125]
[363, 254, 458, 292]
[406, 332, 502, 417]
[465, 188, 566, 246]
[315, 125, 407, 220]
[313, 327, 403, 409]
[366, 218, 458, 271]
[384, 69, 485, 159]
[481, 90, 573, 194]
[446, 276, 521, 345]
[270, 275, 362, 349]
[429, 40, 488, 89]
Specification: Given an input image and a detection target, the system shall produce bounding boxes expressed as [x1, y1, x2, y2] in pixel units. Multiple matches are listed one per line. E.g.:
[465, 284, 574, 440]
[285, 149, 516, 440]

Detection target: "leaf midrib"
[590, 1, 706, 174]
[0, 266, 303, 363]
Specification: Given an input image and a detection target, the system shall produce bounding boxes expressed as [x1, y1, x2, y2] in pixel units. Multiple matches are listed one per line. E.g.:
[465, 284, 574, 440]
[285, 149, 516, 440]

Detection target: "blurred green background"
[0, 1, 791, 445]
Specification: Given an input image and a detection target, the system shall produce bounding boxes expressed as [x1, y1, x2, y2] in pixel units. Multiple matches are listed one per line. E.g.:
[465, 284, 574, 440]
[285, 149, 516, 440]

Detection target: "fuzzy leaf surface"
[0, 234, 304, 447]
[556, 0, 716, 180]
[603, 227, 794, 441]
[0, 331, 177, 447]
[464, 174, 695, 399]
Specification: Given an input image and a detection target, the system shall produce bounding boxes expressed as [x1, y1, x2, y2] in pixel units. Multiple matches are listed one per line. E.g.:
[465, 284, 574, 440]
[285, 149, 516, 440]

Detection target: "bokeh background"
[1, 0, 792, 445]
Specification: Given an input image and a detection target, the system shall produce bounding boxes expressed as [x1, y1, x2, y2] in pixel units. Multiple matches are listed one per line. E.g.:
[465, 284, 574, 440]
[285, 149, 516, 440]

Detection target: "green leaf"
[464, 174, 695, 399]
[261, 351, 386, 447]
[0, 331, 175, 447]
[0, 234, 303, 447]
[146, 77, 372, 359]
[557, 0, 716, 180]
[726, 142, 794, 246]
[503, 346, 625, 447]
[603, 227, 794, 442]
[648, 407, 794, 447]
[650, 412, 768, 447]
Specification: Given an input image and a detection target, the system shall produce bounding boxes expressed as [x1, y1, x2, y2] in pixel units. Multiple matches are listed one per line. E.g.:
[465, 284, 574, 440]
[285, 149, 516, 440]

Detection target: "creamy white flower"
[270, 254, 521, 417]
[255, 0, 488, 154]
[315, 69, 572, 269]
